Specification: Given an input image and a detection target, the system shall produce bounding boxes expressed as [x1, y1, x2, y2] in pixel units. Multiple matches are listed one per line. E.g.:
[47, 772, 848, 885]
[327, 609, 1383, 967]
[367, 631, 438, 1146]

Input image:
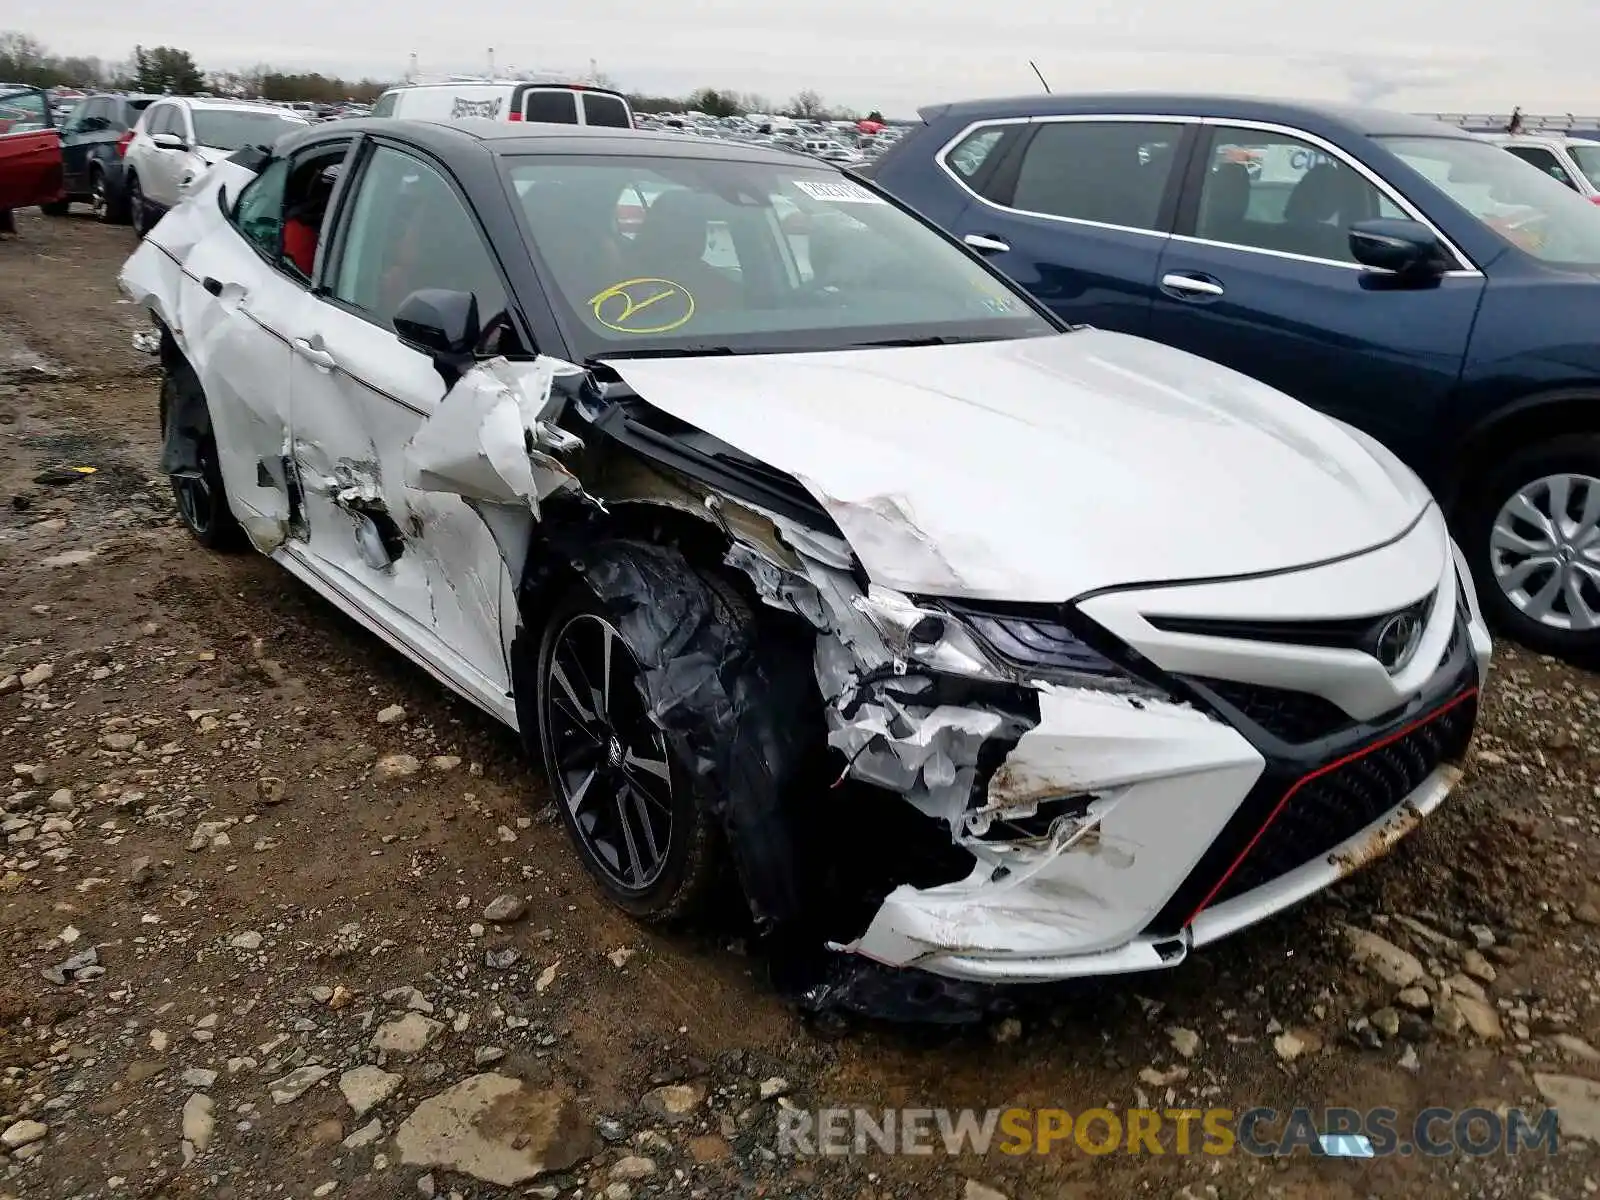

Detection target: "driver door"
[0, 87, 62, 210]
[282, 140, 518, 707]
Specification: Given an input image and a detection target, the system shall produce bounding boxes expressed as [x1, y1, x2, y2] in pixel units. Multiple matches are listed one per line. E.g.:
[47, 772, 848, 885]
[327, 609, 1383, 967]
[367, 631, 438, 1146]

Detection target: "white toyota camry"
[120, 117, 1492, 993]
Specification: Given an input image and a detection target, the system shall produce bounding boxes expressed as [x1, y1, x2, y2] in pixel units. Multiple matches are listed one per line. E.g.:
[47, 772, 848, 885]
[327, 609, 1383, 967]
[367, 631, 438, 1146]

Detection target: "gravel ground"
[3, 206, 1600, 1200]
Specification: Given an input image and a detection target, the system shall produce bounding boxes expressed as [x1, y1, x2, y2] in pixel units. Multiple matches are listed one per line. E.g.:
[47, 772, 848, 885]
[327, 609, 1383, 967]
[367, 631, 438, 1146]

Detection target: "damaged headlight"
[854, 588, 1166, 698]
[852, 586, 999, 679]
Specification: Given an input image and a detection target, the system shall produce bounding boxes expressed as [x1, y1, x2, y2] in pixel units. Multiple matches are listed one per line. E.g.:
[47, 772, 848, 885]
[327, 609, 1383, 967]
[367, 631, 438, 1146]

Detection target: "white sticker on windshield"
[792, 178, 886, 204]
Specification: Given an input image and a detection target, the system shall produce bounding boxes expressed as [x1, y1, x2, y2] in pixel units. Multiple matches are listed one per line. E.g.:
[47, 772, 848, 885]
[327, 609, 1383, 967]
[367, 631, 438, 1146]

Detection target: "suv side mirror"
[151, 131, 188, 151]
[1349, 218, 1452, 278]
[393, 289, 480, 387]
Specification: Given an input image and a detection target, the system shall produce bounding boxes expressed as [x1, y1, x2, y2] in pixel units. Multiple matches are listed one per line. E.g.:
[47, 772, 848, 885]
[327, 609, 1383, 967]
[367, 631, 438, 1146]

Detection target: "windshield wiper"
[587, 345, 740, 363]
[846, 335, 966, 348]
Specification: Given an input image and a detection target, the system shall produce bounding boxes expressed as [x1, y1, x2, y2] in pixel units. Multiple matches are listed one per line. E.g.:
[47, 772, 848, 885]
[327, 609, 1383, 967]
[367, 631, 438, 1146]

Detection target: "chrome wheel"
[1489, 472, 1600, 632]
[129, 178, 144, 234]
[542, 612, 675, 891]
[91, 174, 107, 220]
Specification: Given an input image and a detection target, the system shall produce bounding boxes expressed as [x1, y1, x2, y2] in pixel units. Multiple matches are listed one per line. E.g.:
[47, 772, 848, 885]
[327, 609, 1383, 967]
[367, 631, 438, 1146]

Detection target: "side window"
[144, 105, 171, 136]
[370, 92, 397, 118]
[580, 93, 631, 129]
[1505, 146, 1576, 190]
[231, 157, 291, 259]
[524, 90, 579, 124]
[945, 126, 1006, 179]
[1010, 121, 1182, 232]
[0, 90, 48, 136]
[1194, 127, 1387, 264]
[331, 146, 507, 335]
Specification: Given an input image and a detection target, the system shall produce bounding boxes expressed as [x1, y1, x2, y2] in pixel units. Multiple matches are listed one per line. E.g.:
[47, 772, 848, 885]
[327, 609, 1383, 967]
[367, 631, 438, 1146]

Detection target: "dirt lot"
[3, 208, 1600, 1200]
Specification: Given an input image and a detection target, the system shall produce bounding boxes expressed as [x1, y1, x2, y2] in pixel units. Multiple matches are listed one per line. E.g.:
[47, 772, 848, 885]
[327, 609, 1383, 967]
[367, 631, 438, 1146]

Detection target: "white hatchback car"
[124, 98, 309, 234]
[121, 120, 1491, 1000]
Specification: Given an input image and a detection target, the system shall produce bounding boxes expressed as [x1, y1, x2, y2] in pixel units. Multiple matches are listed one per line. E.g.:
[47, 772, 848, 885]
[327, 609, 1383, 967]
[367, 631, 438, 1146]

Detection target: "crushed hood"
[608, 330, 1428, 602]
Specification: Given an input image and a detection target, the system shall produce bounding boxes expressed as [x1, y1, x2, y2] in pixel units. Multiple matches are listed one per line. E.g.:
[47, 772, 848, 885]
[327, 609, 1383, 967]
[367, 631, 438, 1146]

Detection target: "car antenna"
[1029, 60, 1052, 94]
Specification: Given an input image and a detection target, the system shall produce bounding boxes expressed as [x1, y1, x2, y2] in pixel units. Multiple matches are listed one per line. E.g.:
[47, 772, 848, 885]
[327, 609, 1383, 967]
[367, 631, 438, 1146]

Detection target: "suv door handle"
[963, 233, 1011, 254]
[1160, 272, 1225, 298]
[292, 338, 337, 370]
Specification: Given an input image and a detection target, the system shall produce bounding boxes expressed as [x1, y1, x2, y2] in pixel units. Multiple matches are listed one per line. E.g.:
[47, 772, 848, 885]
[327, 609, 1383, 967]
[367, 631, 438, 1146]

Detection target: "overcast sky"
[15, 0, 1592, 117]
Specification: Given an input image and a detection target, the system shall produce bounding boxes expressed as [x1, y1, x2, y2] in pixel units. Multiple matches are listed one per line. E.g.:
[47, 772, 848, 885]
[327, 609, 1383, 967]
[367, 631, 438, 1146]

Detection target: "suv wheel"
[160, 365, 243, 551]
[1464, 434, 1600, 661]
[529, 564, 747, 922]
[91, 169, 117, 223]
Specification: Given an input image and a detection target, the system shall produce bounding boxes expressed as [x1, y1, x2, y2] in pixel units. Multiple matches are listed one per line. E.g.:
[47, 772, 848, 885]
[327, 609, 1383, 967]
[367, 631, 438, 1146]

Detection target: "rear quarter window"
[581, 93, 632, 129]
[524, 90, 579, 124]
[370, 92, 397, 118]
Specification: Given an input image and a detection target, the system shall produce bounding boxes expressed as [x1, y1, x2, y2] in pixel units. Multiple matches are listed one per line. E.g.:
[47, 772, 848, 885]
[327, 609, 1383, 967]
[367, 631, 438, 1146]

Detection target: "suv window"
[581, 92, 631, 129]
[945, 126, 1007, 179]
[145, 104, 177, 137]
[331, 145, 507, 333]
[370, 91, 398, 118]
[1009, 121, 1181, 231]
[231, 156, 291, 259]
[524, 89, 578, 124]
[1193, 127, 1387, 264]
[1504, 146, 1577, 190]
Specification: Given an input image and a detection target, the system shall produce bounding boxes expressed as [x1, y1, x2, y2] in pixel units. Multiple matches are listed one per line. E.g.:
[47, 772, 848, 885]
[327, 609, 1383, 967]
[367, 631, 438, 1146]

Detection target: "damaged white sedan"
[120, 118, 1492, 995]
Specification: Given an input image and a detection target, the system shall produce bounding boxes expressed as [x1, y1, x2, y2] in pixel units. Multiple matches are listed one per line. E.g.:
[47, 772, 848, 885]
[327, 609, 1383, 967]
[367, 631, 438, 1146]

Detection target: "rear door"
[1149, 121, 1484, 454]
[938, 115, 1196, 335]
[0, 87, 62, 210]
[59, 97, 101, 194]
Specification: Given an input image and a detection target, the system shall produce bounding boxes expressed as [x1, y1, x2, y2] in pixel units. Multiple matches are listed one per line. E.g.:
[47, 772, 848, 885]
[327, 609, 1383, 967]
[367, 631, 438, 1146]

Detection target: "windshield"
[1569, 144, 1600, 189]
[192, 110, 306, 152]
[503, 154, 1053, 359]
[1381, 135, 1600, 266]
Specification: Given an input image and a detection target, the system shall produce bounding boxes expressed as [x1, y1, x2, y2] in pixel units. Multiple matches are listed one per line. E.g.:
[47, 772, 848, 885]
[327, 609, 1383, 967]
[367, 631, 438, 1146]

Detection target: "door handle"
[1160, 272, 1225, 298]
[292, 338, 337, 370]
[963, 232, 1011, 254]
[202, 276, 223, 296]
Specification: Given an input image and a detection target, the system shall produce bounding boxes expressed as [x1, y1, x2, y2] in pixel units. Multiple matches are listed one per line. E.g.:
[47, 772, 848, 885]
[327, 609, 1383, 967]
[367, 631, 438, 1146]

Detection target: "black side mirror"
[1349, 218, 1451, 278]
[393, 288, 480, 387]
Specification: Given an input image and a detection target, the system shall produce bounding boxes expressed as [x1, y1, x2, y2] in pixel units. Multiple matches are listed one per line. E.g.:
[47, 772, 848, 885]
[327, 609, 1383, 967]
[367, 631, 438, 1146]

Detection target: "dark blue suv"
[867, 94, 1600, 661]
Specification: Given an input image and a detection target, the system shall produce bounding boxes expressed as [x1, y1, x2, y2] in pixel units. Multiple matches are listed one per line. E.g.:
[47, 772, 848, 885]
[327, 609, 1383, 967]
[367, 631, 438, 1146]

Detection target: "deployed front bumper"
[839, 511, 1491, 983]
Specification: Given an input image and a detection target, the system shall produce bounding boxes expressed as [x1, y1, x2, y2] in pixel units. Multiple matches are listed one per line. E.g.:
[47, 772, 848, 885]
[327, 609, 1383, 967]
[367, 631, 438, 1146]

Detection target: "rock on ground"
[393, 1073, 594, 1186]
[340, 1065, 404, 1118]
[1535, 1073, 1600, 1142]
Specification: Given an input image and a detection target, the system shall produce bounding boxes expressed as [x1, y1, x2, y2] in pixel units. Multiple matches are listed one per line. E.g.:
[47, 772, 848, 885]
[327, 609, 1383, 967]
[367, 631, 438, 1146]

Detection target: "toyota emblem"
[1374, 611, 1422, 673]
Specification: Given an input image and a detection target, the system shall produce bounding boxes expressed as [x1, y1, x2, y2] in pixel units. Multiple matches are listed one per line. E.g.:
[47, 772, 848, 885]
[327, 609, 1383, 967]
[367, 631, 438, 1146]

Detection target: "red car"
[0, 85, 63, 228]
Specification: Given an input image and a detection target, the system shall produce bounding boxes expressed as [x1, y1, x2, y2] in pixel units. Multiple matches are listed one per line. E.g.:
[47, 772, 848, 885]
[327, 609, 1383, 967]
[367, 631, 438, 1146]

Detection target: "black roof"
[285, 117, 821, 166]
[919, 93, 1474, 141]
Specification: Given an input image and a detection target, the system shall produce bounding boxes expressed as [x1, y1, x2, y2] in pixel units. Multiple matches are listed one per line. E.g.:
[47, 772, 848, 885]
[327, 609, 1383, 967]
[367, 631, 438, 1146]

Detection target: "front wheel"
[1461, 433, 1600, 662]
[532, 582, 727, 922]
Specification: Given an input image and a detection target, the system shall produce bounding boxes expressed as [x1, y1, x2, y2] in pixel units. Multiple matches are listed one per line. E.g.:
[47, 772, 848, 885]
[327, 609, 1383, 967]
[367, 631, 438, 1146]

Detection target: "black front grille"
[1207, 691, 1477, 907]
[1192, 677, 1353, 744]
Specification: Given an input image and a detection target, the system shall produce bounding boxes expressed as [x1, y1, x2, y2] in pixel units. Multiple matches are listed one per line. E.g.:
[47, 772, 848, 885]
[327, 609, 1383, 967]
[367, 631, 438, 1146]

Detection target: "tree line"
[1, 30, 876, 117]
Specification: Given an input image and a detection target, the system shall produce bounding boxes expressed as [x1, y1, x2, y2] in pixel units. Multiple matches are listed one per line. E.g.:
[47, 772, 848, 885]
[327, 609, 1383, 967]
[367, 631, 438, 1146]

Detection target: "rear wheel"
[91, 168, 120, 223]
[1462, 433, 1600, 662]
[128, 173, 147, 237]
[160, 366, 244, 551]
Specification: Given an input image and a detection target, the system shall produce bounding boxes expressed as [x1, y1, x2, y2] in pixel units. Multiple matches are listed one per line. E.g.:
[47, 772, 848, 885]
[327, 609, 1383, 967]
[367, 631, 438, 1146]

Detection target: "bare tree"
[788, 89, 826, 119]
